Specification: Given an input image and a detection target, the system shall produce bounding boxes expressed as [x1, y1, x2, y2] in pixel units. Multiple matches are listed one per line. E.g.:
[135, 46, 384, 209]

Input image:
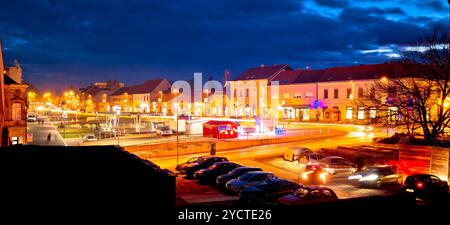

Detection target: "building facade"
[207, 62, 411, 124]
[109, 78, 171, 113]
[226, 64, 292, 118]
[79, 80, 124, 113]
[0, 45, 28, 146]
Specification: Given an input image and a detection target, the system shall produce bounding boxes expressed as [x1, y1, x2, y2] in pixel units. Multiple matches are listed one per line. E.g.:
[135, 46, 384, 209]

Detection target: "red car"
[278, 186, 338, 205]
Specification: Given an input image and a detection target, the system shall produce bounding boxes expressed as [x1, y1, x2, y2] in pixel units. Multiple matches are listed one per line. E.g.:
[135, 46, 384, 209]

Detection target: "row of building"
[69, 62, 411, 124]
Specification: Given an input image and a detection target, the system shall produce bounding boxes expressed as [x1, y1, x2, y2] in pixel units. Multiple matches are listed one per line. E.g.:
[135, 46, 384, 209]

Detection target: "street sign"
[27, 133, 33, 143]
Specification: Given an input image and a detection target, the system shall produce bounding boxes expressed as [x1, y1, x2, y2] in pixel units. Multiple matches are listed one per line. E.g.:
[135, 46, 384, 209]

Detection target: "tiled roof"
[233, 64, 292, 81]
[111, 78, 166, 96]
[293, 69, 327, 84]
[290, 62, 410, 84]
[270, 70, 303, 85]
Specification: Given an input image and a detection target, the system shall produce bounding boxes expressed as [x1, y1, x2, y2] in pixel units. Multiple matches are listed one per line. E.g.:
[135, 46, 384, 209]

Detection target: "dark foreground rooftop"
[0, 145, 176, 221]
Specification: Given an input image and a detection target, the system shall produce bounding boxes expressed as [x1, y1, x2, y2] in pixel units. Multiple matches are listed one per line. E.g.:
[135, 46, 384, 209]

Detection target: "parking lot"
[175, 154, 404, 205]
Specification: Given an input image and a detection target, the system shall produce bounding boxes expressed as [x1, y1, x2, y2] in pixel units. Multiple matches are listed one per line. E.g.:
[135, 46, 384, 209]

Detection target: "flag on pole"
[224, 69, 230, 84]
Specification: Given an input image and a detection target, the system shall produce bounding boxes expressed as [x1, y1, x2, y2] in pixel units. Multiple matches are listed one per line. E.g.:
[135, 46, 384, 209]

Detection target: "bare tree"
[364, 30, 450, 145]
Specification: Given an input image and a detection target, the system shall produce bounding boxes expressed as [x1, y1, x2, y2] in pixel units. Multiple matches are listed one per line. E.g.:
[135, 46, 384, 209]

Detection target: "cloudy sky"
[0, 0, 448, 93]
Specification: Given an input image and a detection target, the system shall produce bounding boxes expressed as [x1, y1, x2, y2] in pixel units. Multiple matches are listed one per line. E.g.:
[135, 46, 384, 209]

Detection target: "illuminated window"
[347, 88, 352, 99]
[302, 109, 310, 121]
[12, 103, 22, 121]
[293, 93, 301, 98]
[305, 92, 313, 98]
[357, 107, 365, 120]
[370, 108, 377, 119]
[388, 107, 398, 122]
[283, 93, 290, 99]
[11, 136, 19, 145]
[346, 106, 353, 119]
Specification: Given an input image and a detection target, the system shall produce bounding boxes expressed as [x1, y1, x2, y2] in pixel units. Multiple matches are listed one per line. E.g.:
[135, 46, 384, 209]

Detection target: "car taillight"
[416, 182, 424, 188]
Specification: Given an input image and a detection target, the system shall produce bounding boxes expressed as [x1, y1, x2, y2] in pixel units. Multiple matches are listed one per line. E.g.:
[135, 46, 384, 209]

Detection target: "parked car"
[184, 156, 229, 177]
[82, 134, 98, 142]
[27, 114, 37, 122]
[216, 167, 262, 188]
[278, 186, 338, 205]
[176, 156, 203, 172]
[155, 126, 173, 136]
[348, 165, 403, 187]
[239, 179, 301, 204]
[318, 156, 357, 175]
[194, 162, 241, 183]
[298, 152, 325, 165]
[284, 146, 312, 161]
[402, 174, 449, 200]
[225, 171, 276, 193]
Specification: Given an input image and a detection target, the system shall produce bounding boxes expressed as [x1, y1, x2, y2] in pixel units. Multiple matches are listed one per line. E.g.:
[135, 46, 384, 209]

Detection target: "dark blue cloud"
[313, 0, 348, 8]
[0, 0, 446, 92]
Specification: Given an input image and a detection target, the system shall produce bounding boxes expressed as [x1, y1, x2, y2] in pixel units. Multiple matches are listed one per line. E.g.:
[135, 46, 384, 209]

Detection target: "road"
[151, 125, 394, 202]
[150, 125, 377, 169]
[27, 120, 66, 146]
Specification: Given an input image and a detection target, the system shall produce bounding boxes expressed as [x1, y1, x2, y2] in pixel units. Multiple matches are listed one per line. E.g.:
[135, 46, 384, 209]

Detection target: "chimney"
[5, 59, 22, 83]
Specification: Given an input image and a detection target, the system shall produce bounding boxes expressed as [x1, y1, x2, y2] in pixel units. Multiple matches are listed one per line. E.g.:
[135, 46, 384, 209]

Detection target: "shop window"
[301, 109, 310, 121]
[346, 106, 353, 119]
[11, 136, 19, 145]
[357, 107, 365, 120]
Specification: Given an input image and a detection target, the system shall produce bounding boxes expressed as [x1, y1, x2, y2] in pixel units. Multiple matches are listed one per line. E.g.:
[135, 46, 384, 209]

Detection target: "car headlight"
[359, 174, 379, 181]
[302, 171, 313, 180]
[348, 175, 362, 180]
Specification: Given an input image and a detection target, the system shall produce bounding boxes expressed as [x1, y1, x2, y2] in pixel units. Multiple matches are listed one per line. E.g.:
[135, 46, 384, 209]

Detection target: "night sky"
[0, 0, 448, 93]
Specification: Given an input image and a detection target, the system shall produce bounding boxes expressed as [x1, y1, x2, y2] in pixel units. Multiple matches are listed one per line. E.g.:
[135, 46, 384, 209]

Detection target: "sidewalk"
[27, 120, 66, 146]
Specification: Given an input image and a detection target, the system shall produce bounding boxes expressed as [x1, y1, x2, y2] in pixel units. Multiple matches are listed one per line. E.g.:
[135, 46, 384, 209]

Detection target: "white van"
[283, 146, 312, 162]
